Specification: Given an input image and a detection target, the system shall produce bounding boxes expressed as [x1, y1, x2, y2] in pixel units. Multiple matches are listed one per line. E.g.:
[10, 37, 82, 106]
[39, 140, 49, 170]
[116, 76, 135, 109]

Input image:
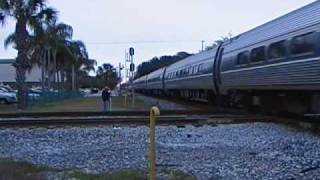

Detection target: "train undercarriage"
[137, 89, 320, 115]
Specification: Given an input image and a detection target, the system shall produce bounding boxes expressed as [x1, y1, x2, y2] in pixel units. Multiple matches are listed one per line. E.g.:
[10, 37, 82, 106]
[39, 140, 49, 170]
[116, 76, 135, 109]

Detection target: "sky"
[0, 0, 315, 75]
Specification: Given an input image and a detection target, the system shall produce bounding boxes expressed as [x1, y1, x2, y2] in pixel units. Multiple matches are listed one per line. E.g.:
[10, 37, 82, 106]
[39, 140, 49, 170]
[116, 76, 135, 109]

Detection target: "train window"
[250, 46, 265, 62]
[237, 51, 249, 65]
[198, 64, 204, 72]
[188, 67, 192, 75]
[192, 65, 197, 74]
[290, 32, 315, 56]
[185, 68, 188, 75]
[268, 40, 287, 60]
[202, 64, 207, 72]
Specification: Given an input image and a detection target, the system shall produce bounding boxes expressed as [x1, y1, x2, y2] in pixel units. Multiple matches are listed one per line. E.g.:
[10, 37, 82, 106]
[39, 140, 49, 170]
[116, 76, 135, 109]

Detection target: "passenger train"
[133, 1, 320, 114]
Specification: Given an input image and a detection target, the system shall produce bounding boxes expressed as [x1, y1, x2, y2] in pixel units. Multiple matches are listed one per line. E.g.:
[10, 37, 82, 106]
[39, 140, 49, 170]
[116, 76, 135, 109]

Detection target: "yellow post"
[149, 106, 160, 180]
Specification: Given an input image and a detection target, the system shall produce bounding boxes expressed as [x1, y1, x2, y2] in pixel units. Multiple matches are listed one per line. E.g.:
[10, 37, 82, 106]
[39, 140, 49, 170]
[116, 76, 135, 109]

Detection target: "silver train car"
[145, 67, 166, 95]
[164, 49, 217, 100]
[132, 75, 147, 91]
[133, 1, 320, 113]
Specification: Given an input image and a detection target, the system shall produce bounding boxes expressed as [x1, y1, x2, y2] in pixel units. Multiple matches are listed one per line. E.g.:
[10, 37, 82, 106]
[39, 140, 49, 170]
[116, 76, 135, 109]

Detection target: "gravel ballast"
[0, 123, 319, 179]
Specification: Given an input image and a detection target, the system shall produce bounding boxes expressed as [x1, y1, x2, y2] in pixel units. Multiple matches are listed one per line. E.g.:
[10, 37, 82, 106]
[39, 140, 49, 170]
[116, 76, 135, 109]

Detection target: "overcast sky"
[0, 0, 315, 71]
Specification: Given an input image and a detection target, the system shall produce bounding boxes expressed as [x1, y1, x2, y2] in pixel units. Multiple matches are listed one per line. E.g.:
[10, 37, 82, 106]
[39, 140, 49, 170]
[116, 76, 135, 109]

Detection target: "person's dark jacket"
[102, 89, 110, 101]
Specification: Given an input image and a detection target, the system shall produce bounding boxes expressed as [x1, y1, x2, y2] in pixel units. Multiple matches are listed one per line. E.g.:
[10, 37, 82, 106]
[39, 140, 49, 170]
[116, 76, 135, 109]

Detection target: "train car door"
[213, 45, 224, 95]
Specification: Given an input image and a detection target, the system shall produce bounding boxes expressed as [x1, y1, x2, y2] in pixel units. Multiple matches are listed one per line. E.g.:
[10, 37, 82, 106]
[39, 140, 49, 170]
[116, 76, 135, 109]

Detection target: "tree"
[205, 34, 232, 51]
[95, 63, 120, 89]
[24, 21, 74, 91]
[135, 51, 192, 79]
[63, 40, 96, 91]
[40, 22, 73, 91]
[0, 0, 57, 109]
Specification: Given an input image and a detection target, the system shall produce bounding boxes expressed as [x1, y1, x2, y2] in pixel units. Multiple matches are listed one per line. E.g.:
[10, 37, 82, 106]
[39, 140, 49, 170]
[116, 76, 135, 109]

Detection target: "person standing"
[101, 87, 111, 111]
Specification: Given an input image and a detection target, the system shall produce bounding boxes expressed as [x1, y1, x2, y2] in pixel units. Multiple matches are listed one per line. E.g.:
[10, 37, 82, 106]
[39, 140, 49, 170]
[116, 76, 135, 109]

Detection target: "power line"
[85, 40, 213, 45]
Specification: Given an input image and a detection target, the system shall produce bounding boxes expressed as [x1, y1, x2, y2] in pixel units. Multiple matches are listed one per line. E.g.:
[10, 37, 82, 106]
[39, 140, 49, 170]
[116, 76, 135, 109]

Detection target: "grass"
[0, 159, 195, 180]
[159, 169, 197, 180]
[0, 96, 146, 113]
[66, 170, 146, 180]
[66, 169, 196, 180]
[0, 159, 51, 180]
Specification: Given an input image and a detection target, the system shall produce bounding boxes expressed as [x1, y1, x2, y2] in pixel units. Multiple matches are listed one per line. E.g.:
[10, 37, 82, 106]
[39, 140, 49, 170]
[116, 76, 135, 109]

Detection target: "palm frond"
[4, 32, 16, 49]
[72, 40, 89, 59]
[82, 59, 97, 72]
[0, 0, 11, 26]
[27, 0, 45, 10]
[0, 12, 5, 26]
[37, 7, 58, 24]
[0, 0, 10, 12]
[28, 14, 45, 33]
[55, 23, 73, 40]
[26, 0, 43, 15]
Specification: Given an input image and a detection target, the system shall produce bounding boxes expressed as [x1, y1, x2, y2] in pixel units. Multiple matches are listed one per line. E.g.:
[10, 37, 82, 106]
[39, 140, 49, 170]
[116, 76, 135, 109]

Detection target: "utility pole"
[124, 50, 128, 82]
[201, 40, 205, 51]
[118, 62, 122, 96]
[118, 62, 123, 81]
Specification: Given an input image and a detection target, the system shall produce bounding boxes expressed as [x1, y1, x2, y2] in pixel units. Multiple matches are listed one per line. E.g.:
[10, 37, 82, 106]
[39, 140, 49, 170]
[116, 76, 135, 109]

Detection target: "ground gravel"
[0, 123, 320, 180]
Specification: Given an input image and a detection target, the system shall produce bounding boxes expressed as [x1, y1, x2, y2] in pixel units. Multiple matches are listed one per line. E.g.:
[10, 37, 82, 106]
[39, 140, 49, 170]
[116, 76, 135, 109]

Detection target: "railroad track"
[0, 110, 236, 118]
[0, 110, 264, 127]
[0, 110, 319, 131]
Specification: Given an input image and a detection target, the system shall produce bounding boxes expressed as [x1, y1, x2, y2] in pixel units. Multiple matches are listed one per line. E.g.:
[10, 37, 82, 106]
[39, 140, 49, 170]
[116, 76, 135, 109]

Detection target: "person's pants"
[103, 100, 110, 111]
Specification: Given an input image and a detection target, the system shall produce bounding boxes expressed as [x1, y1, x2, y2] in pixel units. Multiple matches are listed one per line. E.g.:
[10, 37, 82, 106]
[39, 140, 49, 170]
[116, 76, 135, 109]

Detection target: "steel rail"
[0, 114, 263, 127]
[0, 110, 241, 118]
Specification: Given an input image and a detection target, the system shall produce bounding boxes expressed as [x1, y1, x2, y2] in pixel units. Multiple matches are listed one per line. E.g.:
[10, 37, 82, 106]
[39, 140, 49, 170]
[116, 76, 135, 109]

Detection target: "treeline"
[135, 52, 192, 79]
[79, 63, 120, 90]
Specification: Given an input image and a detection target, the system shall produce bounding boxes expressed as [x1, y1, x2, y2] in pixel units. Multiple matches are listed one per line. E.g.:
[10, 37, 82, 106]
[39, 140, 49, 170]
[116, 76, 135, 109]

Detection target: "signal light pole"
[129, 47, 135, 107]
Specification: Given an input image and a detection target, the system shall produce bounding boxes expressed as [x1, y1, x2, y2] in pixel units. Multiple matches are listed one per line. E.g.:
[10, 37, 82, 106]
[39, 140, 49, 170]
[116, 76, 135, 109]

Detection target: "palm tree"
[36, 22, 73, 91]
[0, 0, 57, 109]
[5, 20, 75, 92]
[66, 40, 92, 91]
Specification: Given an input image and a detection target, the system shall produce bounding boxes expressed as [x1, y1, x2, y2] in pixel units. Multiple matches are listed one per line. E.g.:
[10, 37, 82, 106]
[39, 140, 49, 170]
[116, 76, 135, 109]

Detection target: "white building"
[0, 59, 42, 84]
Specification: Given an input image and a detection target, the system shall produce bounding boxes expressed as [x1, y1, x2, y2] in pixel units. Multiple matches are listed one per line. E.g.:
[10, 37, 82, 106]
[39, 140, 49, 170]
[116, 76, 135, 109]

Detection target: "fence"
[28, 91, 83, 106]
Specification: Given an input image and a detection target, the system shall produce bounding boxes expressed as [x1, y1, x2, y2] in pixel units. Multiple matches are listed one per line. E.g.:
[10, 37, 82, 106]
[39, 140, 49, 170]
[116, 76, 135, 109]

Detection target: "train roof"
[133, 75, 147, 83]
[224, 1, 320, 54]
[166, 47, 218, 71]
[147, 67, 166, 79]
